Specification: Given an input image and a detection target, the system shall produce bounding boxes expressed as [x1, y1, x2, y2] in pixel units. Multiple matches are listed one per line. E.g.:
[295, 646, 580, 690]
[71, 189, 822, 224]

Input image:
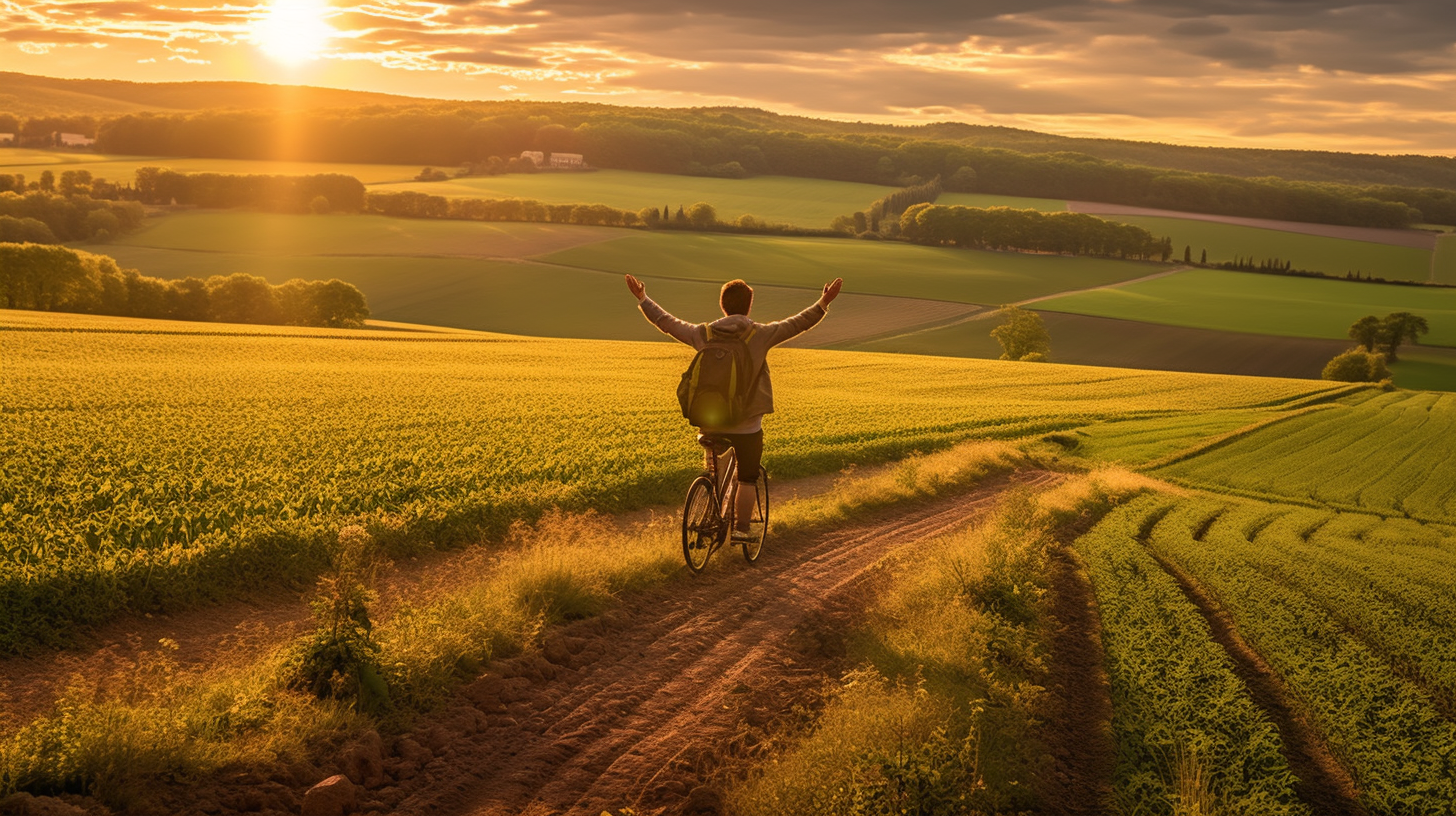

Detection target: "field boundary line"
[1141, 403, 1340, 470]
[1139, 521, 1369, 816]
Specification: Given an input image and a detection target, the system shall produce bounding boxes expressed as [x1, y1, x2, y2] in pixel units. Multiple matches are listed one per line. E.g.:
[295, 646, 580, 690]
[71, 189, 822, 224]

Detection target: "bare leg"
[734, 482, 756, 533]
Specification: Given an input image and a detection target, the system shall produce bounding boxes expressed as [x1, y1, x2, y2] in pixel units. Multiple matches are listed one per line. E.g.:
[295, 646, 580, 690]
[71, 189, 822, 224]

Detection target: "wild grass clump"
[774, 440, 1030, 535]
[375, 510, 680, 710]
[0, 641, 355, 807]
[733, 470, 1156, 815]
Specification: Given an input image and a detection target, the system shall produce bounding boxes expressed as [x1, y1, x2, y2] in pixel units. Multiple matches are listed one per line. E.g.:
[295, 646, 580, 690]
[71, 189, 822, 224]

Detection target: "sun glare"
[252, 0, 337, 65]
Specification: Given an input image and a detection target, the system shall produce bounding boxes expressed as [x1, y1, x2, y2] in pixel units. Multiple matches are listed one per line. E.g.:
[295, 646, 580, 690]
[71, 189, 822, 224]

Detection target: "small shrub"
[288, 526, 390, 714]
[1019, 352, 1047, 363]
[309, 195, 330, 214]
[1321, 348, 1387, 382]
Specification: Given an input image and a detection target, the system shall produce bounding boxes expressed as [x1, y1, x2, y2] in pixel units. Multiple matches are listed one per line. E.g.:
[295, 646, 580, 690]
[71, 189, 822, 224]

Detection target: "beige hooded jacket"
[638, 295, 829, 433]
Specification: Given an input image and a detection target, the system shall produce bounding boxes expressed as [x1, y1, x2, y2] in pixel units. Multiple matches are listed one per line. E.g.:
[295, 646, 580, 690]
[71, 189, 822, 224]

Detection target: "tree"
[990, 305, 1050, 361]
[948, 165, 977, 192]
[1380, 312, 1429, 361]
[1183, 245, 1192, 263]
[310, 195, 331, 214]
[1200, 249, 1207, 264]
[38, 170, 54, 192]
[1322, 349, 1388, 382]
[208, 273, 281, 324]
[685, 202, 717, 229]
[1348, 315, 1383, 352]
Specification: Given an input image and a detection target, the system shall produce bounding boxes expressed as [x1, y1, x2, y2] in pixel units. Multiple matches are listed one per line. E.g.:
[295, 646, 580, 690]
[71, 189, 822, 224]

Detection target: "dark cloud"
[1167, 21, 1231, 37]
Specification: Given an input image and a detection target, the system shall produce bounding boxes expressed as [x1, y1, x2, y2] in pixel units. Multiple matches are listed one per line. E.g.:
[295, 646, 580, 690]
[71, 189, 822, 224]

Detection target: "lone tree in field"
[991, 305, 1051, 362]
[1380, 312, 1429, 362]
[1348, 315, 1383, 352]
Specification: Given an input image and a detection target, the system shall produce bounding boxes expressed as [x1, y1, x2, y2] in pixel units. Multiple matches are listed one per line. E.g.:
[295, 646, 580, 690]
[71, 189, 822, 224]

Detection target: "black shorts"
[718, 431, 763, 484]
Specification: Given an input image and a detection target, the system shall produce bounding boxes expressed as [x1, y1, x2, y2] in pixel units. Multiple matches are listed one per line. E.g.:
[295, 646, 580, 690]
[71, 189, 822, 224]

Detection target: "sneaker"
[730, 529, 756, 542]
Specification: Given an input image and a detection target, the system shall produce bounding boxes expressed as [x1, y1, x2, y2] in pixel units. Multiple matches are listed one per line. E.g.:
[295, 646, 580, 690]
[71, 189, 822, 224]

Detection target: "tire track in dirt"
[385, 471, 1057, 816]
[1144, 548, 1368, 816]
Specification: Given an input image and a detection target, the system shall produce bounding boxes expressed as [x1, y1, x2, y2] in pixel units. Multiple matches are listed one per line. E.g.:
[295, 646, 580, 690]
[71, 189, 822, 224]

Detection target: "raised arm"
[759, 278, 842, 346]
[627, 274, 703, 348]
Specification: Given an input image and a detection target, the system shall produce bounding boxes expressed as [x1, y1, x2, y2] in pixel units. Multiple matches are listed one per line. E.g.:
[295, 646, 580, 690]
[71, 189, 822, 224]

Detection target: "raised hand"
[821, 277, 843, 305]
[625, 274, 646, 300]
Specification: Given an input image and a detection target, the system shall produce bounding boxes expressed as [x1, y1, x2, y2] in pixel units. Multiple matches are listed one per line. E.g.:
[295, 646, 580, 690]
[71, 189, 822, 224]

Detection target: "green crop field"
[0, 148, 424, 184]
[1034, 268, 1456, 346]
[1099, 214, 1434, 282]
[1154, 389, 1456, 520]
[1436, 234, 1456, 285]
[0, 312, 1341, 650]
[540, 231, 1165, 305]
[1078, 494, 1456, 815]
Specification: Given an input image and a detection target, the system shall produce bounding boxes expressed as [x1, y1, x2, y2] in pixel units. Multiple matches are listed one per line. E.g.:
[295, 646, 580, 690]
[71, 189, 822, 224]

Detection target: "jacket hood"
[707, 314, 755, 339]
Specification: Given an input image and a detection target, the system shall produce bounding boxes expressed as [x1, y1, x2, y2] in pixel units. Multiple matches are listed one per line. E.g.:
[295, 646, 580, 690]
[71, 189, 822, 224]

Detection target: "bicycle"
[681, 434, 770, 574]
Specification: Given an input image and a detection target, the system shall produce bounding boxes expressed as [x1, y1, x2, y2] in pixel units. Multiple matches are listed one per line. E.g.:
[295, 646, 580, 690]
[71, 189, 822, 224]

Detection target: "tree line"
[0, 243, 370, 327]
[362, 190, 840, 237]
[133, 168, 366, 213]
[74, 107, 1455, 228]
[0, 189, 145, 242]
[899, 203, 1173, 261]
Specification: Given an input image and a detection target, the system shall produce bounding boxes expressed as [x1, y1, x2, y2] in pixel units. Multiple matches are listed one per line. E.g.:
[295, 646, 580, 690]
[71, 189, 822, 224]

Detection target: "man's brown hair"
[720, 279, 753, 316]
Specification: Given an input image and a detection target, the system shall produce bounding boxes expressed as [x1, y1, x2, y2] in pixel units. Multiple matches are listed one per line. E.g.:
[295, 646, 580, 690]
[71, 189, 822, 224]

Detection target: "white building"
[0, 133, 15, 145]
[58, 132, 96, 147]
[519, 150, 545, 167]
[549, 152, 584, 169]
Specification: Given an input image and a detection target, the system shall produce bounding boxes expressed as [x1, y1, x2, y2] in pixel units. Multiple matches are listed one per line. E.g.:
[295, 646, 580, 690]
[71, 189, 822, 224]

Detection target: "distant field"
[381, 171, 897, 228]
[1098, 214, 1433, 281]
[540, 232, 1165, 306]
[98, 244, 974, 345]
[0, 148, 423, 184]
[112, 211, 616, 257]
[1035, 269, 1456, 346]
[1437, 234, 1456, 284]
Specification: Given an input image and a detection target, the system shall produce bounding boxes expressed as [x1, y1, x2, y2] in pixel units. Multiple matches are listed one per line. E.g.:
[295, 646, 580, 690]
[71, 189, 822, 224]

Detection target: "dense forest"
[4, 71, 1455, 191]
[0, 243, 370, 327]
[66, 108, 1444, 228]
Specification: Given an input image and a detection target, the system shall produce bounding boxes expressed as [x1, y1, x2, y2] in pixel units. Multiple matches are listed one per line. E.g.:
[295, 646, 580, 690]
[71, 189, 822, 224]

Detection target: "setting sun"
[251, 0, 337, 65]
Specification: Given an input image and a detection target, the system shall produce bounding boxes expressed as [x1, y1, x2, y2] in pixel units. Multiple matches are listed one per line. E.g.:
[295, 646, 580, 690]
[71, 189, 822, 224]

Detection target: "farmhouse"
[519, 150, 545, 167]
[58, 132, 96, 147]
[0, 133, 14, 145]
[549, 152, 585, 169]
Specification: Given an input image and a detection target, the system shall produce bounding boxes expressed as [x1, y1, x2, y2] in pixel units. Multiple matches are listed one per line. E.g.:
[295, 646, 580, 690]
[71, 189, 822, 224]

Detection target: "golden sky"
[3, 0, 1455, 155]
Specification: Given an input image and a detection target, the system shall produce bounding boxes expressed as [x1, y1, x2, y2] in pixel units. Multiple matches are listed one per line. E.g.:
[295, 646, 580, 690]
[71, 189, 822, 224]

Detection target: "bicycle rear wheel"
[682, 475, 718, 574]
[742, 467, 769, 564]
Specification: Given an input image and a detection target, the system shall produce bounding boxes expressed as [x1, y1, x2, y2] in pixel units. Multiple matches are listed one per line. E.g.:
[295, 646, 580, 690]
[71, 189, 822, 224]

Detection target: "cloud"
[3, 0, 1454, 153]
[431, 49, 542, 67]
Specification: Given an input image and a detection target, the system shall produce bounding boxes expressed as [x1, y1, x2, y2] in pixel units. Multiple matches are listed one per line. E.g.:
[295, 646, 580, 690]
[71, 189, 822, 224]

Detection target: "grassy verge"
[0, 441, 1031, 807]
[728, 468, 1159, 814]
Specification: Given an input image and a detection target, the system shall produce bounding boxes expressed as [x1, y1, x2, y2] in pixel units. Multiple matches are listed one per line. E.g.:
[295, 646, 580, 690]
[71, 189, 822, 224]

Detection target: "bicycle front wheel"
[682, 475, 718, 574]
[742, 467, 769, 564]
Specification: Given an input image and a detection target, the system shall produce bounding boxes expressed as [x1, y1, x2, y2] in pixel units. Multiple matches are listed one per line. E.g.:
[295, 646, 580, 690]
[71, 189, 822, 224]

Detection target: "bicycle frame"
[702, 438, 739, 527]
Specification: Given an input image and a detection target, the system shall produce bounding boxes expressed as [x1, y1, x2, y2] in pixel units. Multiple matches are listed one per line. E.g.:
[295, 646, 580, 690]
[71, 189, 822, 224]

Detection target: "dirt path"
[1041, 540, 1116, 816]
[0, 463, 894, 730]
[346, 471, 1057, 816]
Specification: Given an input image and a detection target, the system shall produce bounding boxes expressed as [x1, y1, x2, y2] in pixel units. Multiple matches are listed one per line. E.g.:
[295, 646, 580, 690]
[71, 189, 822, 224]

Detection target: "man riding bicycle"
[625, 274, 843, 541]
